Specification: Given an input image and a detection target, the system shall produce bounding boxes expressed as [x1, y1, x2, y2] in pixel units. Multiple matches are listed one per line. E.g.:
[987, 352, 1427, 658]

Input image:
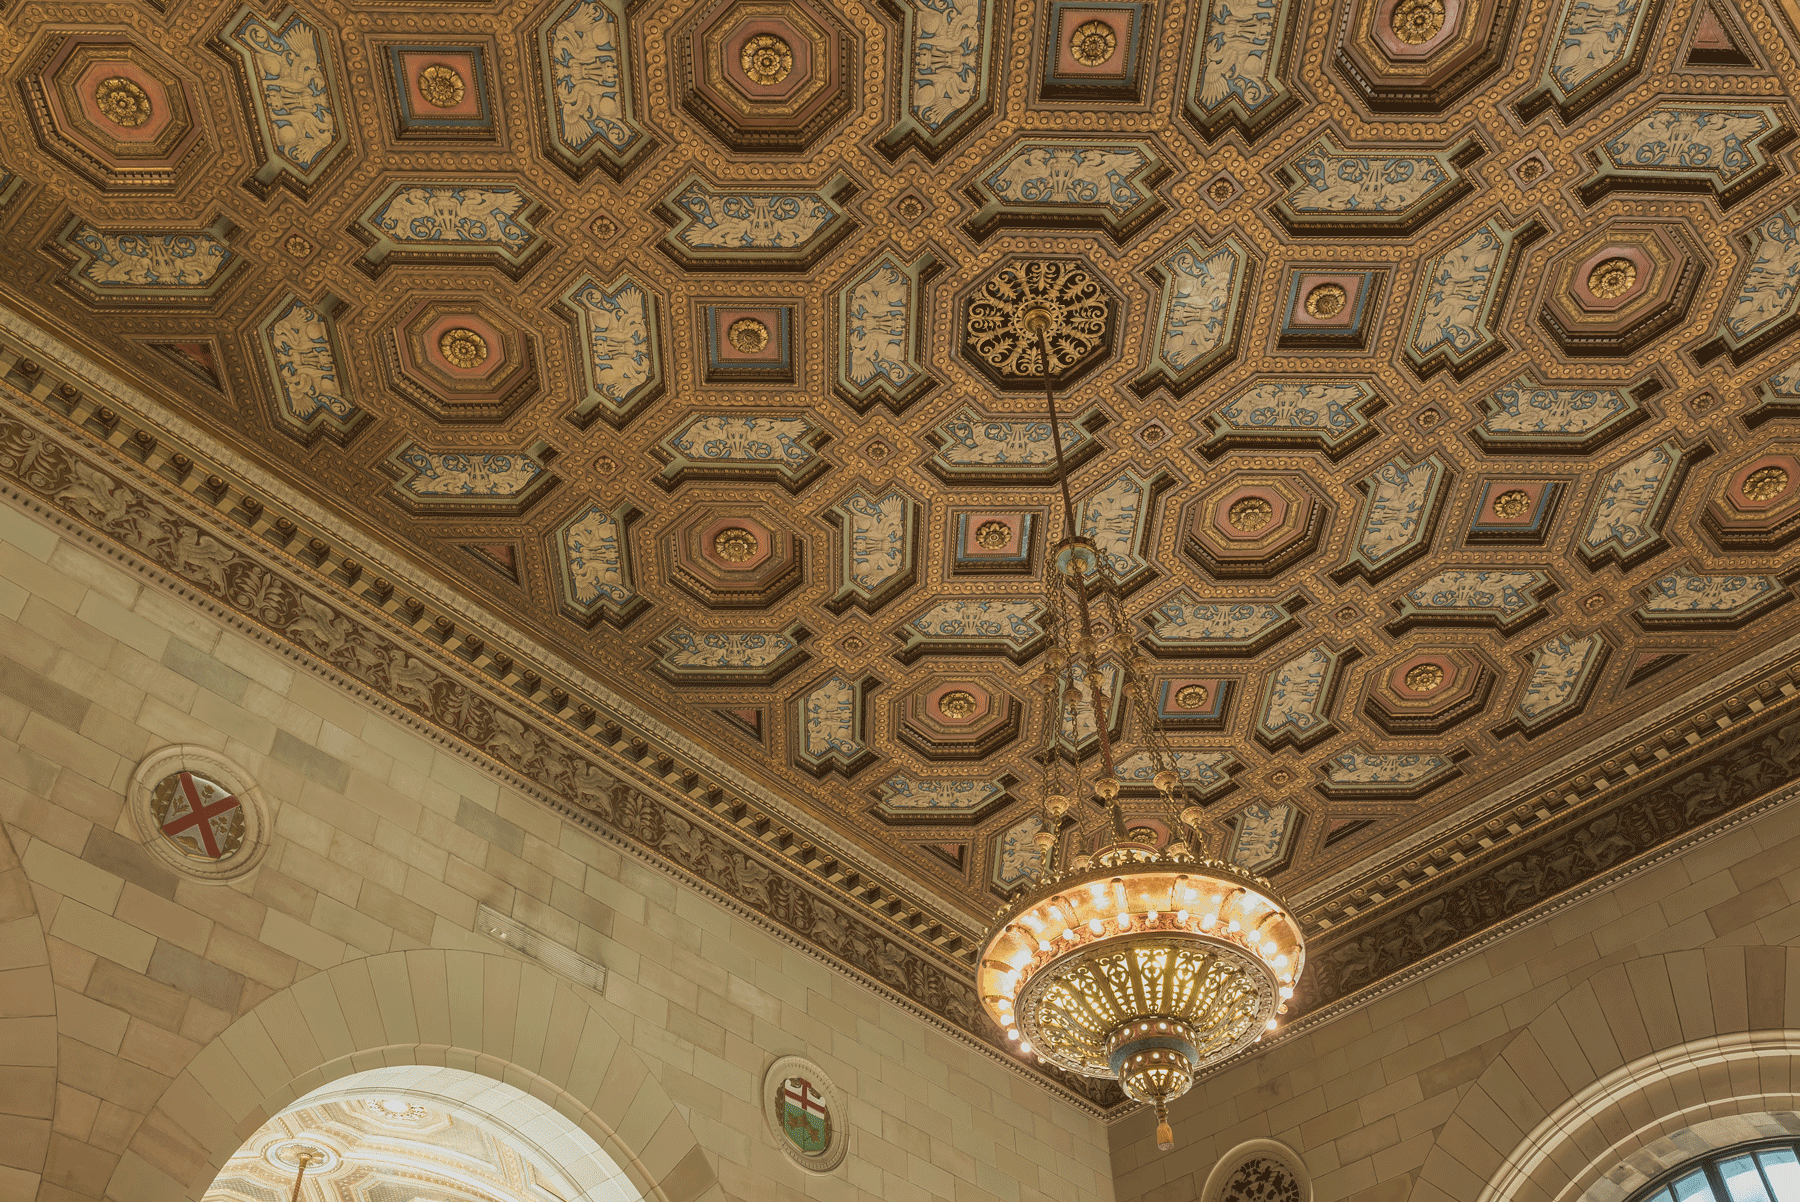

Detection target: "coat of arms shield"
[778, 1076, 831, 1155]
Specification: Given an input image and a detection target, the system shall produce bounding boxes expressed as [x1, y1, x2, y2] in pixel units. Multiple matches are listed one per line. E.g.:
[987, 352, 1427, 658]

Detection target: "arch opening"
[1603, 1116, 1800, 1202]
[201, 1065, 640, 1202]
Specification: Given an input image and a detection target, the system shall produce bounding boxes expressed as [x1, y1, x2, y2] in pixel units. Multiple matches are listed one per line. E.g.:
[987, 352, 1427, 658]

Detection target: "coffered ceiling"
[6, 0, 1800, 1080]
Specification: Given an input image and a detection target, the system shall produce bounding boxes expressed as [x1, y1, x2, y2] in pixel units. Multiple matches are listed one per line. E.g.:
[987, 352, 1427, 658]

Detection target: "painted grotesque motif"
[369, 186, 533, 245]
[672, 183, 839, 248]
[544, 0, 641, 152]
[228, 13, 336, 169]
[1412, 222, 1504, 354]
[909, 0, 986, 131]
[1191, 0, 1291, 116]
[69, 228, 231, 287]
[1516, 634, 1605, 724]
[1261, 647, 1334, 738]
[392, 449, 543, 498]
[980, 144, 1148, 212]
[843, 260, 917, 388]
[1282, 140, 1450, 213]
[262, 298, 353, 423]
[560, 505, 633, 606]
[1353, 456, 1444, 566]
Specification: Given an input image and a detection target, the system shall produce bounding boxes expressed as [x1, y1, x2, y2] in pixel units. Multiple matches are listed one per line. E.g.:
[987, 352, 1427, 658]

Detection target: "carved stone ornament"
[128, 745, 271, 882]
[1200, 1139, 1311, 1202]
[762, 1055, 849, 1171]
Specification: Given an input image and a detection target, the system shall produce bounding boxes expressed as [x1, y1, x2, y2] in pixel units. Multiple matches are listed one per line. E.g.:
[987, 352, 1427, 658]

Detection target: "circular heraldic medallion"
[762, 1056, 848, 1171]
[129, 745, 271, 882]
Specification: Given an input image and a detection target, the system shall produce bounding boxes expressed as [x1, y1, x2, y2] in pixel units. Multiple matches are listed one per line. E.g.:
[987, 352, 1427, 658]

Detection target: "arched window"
[1631, 1141, 1800, 1202]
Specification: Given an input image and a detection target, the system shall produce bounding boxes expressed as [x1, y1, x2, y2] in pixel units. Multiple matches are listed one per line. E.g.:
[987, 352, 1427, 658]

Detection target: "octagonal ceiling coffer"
[1702, 446, 1800, 552]
[1182, 473, 1331, 579]
[1362, 647, 1498, 735]
[894, 675, 1024, 761]
[1334, 0, 1528, 114]
[677, 0, 857, 153]
[1538, 220, 1704, 358]
[20, 33, 208, 193]
[384, 295, 541, 424]
[666, 505, 807, 608]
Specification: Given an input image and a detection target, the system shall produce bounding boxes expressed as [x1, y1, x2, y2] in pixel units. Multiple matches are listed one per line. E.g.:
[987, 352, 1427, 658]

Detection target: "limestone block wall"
[0, 495, 1117, 1202]
[1109, 769, 1800, 1202]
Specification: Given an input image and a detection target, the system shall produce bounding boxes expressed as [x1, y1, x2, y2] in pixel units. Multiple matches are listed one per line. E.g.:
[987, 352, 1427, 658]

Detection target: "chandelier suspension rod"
[288, 1151, 314, 1202]
[1035, 326, 1120, 786]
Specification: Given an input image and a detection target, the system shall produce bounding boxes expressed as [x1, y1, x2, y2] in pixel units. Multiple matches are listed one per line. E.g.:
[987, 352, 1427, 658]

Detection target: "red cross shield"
[154, 771, 244, 860]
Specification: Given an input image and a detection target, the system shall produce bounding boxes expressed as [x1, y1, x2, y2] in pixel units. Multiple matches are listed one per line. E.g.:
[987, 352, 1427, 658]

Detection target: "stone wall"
[1109, 767, 1800, 1202]
[0, 495, 1117, 1202]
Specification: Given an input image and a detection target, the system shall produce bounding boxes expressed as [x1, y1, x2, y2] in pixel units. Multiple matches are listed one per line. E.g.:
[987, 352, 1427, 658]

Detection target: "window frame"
[1628, 1137, 1800, 1202]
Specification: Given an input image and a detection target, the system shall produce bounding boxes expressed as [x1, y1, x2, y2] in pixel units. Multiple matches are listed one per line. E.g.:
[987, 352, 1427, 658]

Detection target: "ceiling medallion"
[1175, 683, 1210, 709]
[938, 689, 980, 718]
[728, 316, 770, 353]
[1587, 256, 1638, 299]
[93, 75, 151, 127]
[1743, 465, 1790, 502]
[1404, 662, 1446, 692]
[1492, 488, 1532, 518]
[1208, 178, 1236, 202]
[1069, 19, 1118, 66]
[740, 33, 794, 85]
[416, 63, 466, 108]
[284, 234, 314, 258]
[712, 526, 760, 562]
[1227, 496, 1275, 532]
[967, 260, 1110, 378]
[267, 1140, 337, 1177]
[976, 519, 1014, 549]
[438, 327, 488, 369]
[1518, 158, 1544, 181]
[1303, 282, 1347, 318]
[894, 195, 925, 222]
[978, 310, 1302, 1153]
[1390, 0, 1446, 44]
